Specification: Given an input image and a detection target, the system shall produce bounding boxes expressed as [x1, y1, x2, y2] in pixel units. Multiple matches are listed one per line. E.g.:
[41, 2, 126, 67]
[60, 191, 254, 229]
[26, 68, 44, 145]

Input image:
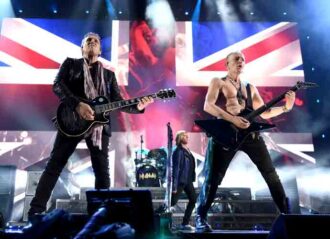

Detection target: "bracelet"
[282, 105, 291, 113]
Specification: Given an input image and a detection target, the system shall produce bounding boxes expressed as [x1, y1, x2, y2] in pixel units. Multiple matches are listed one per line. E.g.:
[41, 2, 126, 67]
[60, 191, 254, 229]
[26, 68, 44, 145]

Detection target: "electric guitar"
[195, 81, 317, 151]
[53, 89, 176, 137]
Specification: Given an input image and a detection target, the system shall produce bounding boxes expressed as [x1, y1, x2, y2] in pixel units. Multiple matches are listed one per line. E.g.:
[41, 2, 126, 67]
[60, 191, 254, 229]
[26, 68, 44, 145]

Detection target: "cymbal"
[134, 148, 149, 158]
[147, 148, 167, 160]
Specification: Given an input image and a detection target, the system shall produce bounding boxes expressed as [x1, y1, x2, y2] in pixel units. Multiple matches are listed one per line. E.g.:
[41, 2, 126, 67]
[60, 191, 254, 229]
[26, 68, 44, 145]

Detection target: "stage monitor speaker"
[268, 214, 330, 239]
[0, 165, 16, 224]
[86, 189, 155, 239]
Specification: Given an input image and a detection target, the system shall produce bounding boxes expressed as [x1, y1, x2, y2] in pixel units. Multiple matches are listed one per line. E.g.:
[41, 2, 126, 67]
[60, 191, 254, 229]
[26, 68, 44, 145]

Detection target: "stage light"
[53, 10, 57, 14]
[250, 12, 254, 15]
[321, 134, 325, 138]
[283, 12, 287, 15]
[185, 11, 189, 15]
[85, 10, 89, 14]
[23, 137, 32, 145]
[306, 35, 310, 39]
[146, 0, 175, 46]
[192, 0, 202, 21]
[118, 10, 122, 14]
[20, 131, 28, 138]
[18, 9, 23, 13]
[316, 99, 320, 103]
[105, 0, 117, 19]
[311, 67, 315, 71]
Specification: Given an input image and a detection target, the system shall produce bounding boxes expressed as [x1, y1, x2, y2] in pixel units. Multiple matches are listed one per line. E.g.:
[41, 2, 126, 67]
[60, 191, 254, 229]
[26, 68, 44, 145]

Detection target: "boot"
[195, 215, 212, 232]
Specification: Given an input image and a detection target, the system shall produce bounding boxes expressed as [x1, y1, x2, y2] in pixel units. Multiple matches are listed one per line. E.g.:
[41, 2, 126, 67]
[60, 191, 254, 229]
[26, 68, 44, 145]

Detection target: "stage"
[1, 0, 330, 238]
[176, 230, 269, 239]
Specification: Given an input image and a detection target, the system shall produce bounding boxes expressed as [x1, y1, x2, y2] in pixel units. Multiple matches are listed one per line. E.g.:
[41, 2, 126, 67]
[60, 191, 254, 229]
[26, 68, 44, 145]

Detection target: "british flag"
[0, 18, 131, 130]
[0, 19, 314, 165]
[0, 18, 129, 85]
[175, 21, 304, 87]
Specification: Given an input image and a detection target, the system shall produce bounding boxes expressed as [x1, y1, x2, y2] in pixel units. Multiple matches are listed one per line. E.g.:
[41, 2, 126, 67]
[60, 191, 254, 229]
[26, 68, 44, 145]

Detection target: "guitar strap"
[246, 83, 253, 109]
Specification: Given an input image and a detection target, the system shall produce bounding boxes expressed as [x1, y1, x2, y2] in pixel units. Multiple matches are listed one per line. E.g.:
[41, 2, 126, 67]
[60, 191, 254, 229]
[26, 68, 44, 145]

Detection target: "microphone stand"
[135, 135, 144, 187]
[140, 135, 144, 162]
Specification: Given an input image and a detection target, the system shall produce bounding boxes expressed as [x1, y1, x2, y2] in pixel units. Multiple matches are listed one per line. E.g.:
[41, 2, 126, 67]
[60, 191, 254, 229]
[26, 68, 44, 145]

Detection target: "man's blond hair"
[175, 130, 187, 146]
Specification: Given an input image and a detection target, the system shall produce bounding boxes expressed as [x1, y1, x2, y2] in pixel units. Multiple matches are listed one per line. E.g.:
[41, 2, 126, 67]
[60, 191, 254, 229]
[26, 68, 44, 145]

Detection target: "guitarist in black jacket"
[28, 32, 153, 219]
[195, 51, 295, 232]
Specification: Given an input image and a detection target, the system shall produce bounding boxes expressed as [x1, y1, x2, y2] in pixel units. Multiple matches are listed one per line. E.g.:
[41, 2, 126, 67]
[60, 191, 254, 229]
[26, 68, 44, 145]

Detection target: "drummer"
[171, 130, 197, 230]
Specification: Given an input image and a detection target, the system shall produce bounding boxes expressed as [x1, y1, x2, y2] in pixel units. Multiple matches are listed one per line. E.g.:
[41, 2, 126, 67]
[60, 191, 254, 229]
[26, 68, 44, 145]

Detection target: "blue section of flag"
[192, 22, 278, 62]
[292, 65, 303, 70]
[25, 19, 112, 60]
[0, 61, 9, 66]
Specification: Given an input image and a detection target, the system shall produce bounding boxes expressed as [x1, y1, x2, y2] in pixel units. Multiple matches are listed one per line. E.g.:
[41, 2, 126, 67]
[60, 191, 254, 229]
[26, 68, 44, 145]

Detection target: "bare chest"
[221, 81, 247, 100]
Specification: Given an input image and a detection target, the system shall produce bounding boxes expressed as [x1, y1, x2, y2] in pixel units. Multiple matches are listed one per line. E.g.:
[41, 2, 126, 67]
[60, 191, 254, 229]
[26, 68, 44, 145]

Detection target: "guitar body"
[53, 89, 176, 137]
[54, 96, 110, 137]
[195, 119, 275, 151]
[194, 81, 319, 151]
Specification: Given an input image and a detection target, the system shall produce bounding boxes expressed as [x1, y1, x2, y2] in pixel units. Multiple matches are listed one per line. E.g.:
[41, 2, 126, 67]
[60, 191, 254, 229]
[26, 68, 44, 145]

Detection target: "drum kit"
[134, 148, 167, 187]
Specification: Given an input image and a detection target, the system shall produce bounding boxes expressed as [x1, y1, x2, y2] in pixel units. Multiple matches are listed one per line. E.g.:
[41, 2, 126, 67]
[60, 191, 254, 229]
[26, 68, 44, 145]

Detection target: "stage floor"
[171, 229, 270, 239]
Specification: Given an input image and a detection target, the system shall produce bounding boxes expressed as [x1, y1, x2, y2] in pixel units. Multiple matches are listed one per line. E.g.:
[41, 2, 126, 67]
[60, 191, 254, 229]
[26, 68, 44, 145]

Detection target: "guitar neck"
[245, 84, 299, 121]
[98, 93, 158, 113]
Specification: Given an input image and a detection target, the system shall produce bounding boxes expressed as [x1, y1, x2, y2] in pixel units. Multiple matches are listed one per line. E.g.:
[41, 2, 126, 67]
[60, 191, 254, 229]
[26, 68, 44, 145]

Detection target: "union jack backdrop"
[176, 21, 303, 87]
[0, 19, 315, 194]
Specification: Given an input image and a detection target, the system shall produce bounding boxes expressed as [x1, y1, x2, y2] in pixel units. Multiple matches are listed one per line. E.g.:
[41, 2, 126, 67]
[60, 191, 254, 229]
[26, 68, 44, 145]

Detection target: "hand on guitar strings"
[137, 96, 154, 111]
[231, 116, 250, 129]
[76, 102, 95, 121]
[284, 90, 296, 111]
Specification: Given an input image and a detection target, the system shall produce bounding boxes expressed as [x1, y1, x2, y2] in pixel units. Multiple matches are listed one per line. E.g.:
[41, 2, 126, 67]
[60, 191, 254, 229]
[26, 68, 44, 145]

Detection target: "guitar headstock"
[296, 81, 319, 89]
[156, 89, 176, 100]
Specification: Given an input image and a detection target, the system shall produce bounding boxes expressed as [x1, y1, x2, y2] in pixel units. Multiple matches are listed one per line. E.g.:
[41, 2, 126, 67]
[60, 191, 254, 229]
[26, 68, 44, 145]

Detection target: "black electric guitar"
[53, 89, 176, 137]
[195, 81, 317, 151]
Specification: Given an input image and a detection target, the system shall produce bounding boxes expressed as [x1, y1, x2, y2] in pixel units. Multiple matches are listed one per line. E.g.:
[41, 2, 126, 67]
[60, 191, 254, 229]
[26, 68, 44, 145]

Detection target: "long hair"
[175, 130, 186, 146]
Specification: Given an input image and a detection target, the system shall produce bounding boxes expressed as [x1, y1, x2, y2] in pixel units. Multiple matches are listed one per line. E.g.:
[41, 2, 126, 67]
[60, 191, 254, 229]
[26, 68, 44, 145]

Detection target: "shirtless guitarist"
[195, 51, 296, 232]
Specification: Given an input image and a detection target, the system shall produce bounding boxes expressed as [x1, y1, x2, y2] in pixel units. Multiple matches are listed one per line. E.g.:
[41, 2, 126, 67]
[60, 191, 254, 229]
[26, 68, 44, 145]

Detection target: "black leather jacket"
[53, 57, 142, 135]
[172, 145, 196, 191]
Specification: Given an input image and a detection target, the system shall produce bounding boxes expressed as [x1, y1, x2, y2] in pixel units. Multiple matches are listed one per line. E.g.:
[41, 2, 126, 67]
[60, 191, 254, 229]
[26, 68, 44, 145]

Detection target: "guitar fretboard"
[245, 84, 300, 121]
[94, 94, 157, 113]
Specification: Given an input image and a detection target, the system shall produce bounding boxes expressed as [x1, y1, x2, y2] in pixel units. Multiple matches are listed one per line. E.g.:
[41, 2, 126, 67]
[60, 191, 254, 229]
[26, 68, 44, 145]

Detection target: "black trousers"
[28, 131, 110, 215]
[171, 181, 197, 225]
[197, 135, 289, 219]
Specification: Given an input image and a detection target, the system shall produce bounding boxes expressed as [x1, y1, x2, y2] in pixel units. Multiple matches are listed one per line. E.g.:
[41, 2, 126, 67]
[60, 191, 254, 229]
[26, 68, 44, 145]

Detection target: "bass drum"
[136, 164, 160, 187]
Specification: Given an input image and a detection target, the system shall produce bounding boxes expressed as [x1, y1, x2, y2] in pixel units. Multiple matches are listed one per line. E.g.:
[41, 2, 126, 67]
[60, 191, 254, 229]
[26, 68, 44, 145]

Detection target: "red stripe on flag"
[201, 26, 298, 71]
[0, 35, 60, 69]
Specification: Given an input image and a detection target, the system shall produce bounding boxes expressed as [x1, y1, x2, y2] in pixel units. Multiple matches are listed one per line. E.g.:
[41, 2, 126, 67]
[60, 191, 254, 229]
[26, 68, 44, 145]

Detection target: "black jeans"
[197, 135, 289, 219]
[171, 181, 197, 225]
[28, 132, 110, 215]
